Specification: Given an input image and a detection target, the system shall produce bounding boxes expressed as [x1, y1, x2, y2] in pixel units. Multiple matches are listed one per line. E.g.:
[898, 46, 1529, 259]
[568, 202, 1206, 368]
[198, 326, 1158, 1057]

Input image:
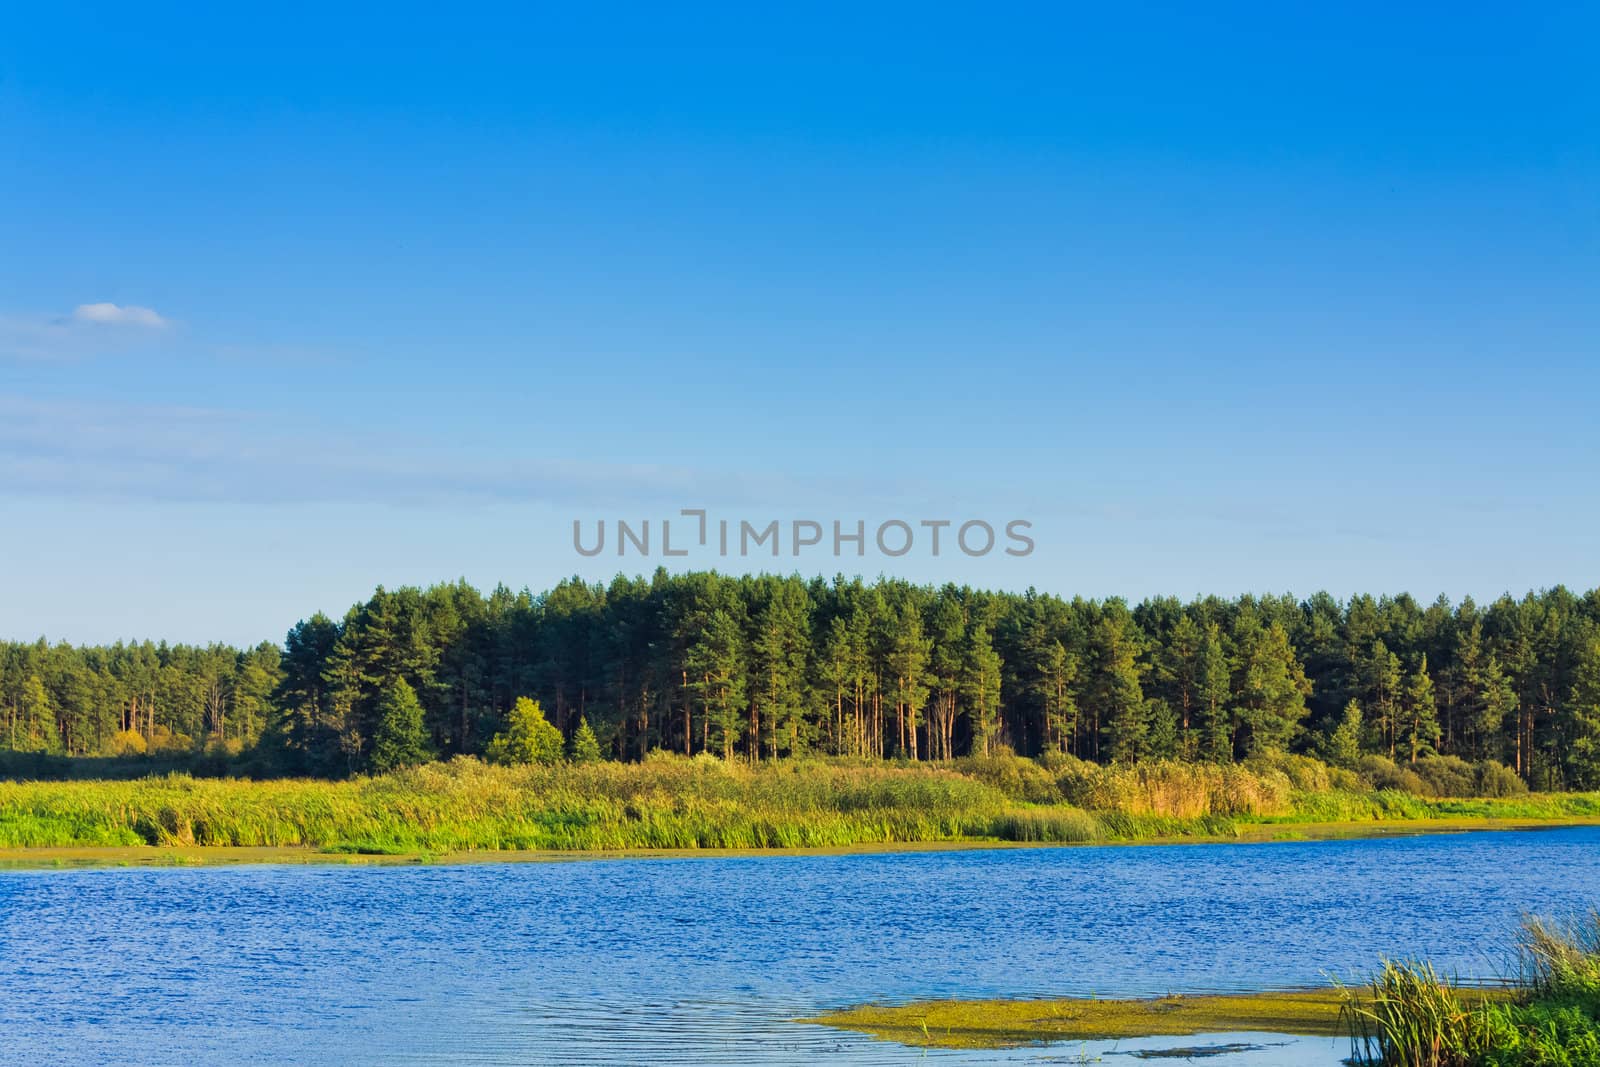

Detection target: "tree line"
[0, 638, 279, 758]
[3, 572, 1599, 789]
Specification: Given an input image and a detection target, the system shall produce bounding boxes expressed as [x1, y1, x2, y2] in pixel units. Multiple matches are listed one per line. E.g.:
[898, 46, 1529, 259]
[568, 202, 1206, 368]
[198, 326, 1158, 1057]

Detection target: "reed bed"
[0, 758, 1027, 852]
[2, 754, 1598, 854]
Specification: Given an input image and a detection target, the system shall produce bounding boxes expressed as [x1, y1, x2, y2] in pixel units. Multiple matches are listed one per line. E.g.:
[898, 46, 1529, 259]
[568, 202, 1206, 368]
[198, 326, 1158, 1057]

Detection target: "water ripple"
[3, 827, 1599, 1065]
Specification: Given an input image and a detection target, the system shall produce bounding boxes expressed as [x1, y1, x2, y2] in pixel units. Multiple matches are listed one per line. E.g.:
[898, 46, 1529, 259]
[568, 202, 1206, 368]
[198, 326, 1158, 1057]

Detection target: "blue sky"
[2, 3, 1596, 645]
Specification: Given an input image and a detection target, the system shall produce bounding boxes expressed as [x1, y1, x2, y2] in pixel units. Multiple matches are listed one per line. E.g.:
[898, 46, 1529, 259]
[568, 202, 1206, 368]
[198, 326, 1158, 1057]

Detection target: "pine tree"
[1234, 621, 1311, 756]
[1322, 699, 1363, 769]
[567, 715, 604, 763]
[1163, 614, 1203, 750]
[686, 610, 747, 761]
[1093, 610, 1146, 763]
[750, 579, 812, 759]
[369, 678, 433, 773]
[1561, 627, 1600, 789]
[233, 643, 282, 748]
[1025, 630, 1079, 754]
[1363, 640, 1403, 758]
[1196, 622, 1232, 762]
[1449, 616, 1485, 754]
[16, 673, 53, 753]
[961, 621, 1003, 756]
[887, 601, 932, 760]
[274, 613, 342, 773]
[925, 590, 966, 760]
[1400, 655, 1441, 762]
[815, 602, 874, 757]
[1144, 698, 1179, 759]
[1478, 653, 1517, 764]
[819, 616, 854, 756]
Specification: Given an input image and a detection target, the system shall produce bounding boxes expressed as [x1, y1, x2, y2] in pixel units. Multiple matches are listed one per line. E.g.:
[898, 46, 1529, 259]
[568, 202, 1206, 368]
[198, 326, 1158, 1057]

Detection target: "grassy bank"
[2, 753, 1598, 857]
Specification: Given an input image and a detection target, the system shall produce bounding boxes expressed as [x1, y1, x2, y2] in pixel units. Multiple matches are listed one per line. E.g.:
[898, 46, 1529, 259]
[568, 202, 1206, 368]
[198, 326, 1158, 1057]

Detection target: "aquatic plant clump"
[1344, 914, 1600, 1066]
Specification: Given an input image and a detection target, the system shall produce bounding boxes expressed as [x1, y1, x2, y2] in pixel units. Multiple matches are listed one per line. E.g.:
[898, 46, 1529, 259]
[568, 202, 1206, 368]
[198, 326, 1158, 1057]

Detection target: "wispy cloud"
[2, 303, 358, 370]
[71, 302, 169, 328]
[0, 391, 1312, 526]
[0, 393, 883, 511]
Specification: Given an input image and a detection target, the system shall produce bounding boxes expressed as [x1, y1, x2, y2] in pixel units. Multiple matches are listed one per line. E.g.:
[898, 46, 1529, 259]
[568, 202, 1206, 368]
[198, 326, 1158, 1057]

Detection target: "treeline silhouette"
[3, 572, 1598, 789]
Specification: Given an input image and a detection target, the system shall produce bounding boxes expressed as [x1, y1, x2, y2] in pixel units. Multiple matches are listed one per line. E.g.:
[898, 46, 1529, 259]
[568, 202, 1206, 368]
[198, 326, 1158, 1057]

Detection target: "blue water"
[3, 828, 1600, 1066]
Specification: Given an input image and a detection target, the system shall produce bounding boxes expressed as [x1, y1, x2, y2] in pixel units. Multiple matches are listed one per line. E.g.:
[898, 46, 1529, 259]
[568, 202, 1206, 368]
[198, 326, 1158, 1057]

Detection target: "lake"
[4, 827, 1599, 1065]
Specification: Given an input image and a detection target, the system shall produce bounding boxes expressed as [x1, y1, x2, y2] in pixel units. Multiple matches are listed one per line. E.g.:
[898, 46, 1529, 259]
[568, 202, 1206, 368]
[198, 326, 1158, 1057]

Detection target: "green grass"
[1344, 914, 1600, 1066]
[1, 753, 1598, 856]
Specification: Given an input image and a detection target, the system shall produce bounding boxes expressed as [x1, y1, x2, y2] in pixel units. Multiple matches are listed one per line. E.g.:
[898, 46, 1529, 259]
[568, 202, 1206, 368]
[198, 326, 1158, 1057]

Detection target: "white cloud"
[1, 303, 177, 360]
[72, 302, 169, 328]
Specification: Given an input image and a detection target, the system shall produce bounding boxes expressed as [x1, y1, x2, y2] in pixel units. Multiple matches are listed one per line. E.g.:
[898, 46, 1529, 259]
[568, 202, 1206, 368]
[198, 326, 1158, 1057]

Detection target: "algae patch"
[803, 989, 1350, 1049]
[805, 986, 1512, 1050]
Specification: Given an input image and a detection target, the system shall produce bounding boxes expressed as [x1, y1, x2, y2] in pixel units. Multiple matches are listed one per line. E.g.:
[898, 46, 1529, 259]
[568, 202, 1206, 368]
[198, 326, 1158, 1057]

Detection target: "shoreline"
[3, 814, 1595, 871]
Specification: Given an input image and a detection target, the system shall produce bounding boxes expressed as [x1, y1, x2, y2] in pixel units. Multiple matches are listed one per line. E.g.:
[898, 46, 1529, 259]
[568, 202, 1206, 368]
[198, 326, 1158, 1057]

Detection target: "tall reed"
[1343, 961, 1486, 1067]
[1344, 914, 1600, 1066]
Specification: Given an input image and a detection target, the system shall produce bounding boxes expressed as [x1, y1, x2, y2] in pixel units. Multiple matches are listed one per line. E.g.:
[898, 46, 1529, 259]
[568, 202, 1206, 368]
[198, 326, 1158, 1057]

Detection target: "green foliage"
[1409, 756, 1478, 798]
[567, 716, 603, 763]
[484, 697, 563, 766]
[1344, 959, 1488, 1067]
[1245, 749, 1359, 792]
[1565, 629, 1600, 790]
[1477, 653, 1518, 765]
[1232, 618, 1311, 757]
[1196, 621, 1233, 762]
[368, 679, 433, 773]
[1359, 755, 1433, 796]
[961, 621, 1003, 756]
[1144, 699, 1179, 760]
[1364, 640, 1406, 759]
[686, 611, 747, 761]
[1093, 607, 1147, 763]
[1323, 700, 1365, 769]
[984, 808, 1099, 843]
[1346, 915, 1600, 1067]
[6, 576, 1600, 796]
[1401, 656, 1442, 763]
[750, 578, 812, 758]
[1474, 760, 1528, 798]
